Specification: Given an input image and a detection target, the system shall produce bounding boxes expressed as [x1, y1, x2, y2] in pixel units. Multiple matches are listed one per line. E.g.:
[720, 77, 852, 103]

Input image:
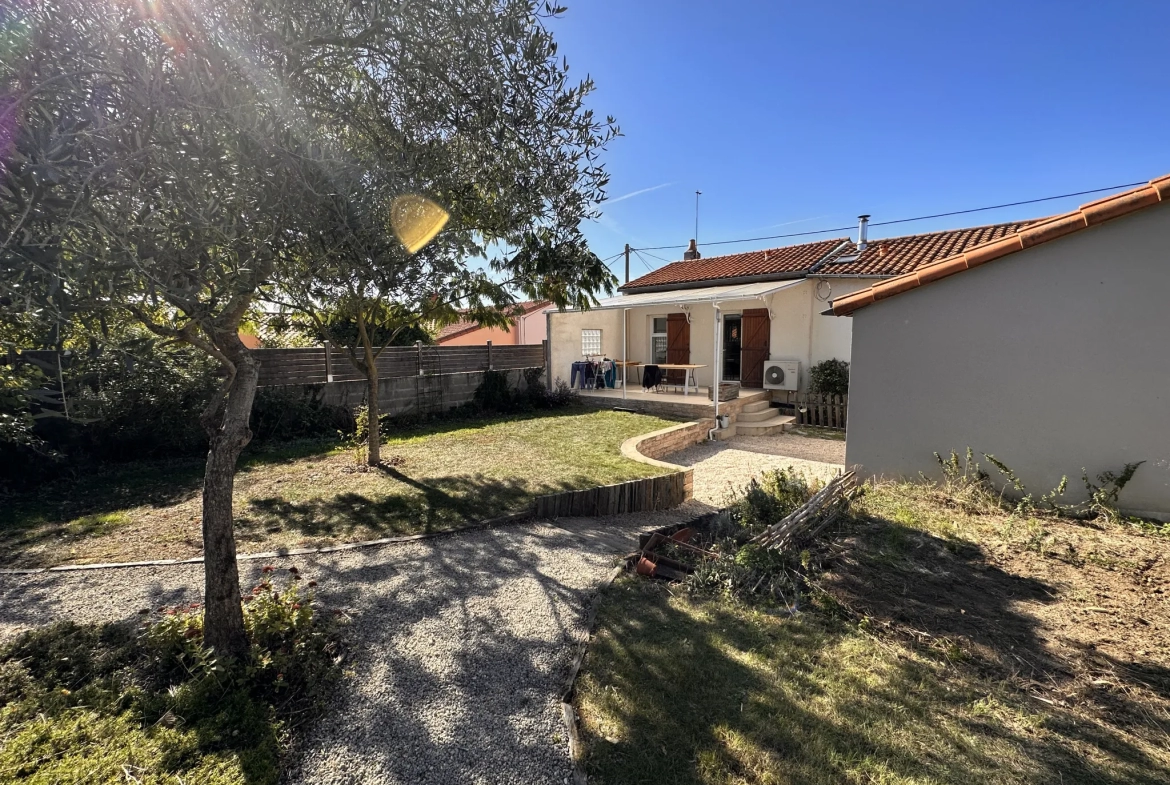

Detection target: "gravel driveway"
[0, 509, 704, 785]
[668, 433, 846, 506]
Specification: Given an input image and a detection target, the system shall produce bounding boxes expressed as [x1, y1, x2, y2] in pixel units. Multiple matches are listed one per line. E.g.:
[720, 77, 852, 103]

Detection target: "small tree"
[2, 0, 619, 652]
[808, 358, 849, 397]
[266, 0, 619, 464]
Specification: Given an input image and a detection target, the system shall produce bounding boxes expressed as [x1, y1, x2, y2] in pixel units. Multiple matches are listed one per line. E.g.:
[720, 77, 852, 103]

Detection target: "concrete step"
[712, 424, 737, 441]
[735, 414, 796, 437]
[739, 399, 773, 414]
[737, 407, 781, 423]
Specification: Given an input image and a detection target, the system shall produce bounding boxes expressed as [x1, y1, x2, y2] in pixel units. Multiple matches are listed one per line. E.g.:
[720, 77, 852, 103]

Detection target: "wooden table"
[611, 360, 642, 389]
[649, 363, 707, 396]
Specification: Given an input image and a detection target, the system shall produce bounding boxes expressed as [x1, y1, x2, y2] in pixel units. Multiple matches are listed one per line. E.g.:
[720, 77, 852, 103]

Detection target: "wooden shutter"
[740, 308, 770, 388]
[665, 313, 690, 383]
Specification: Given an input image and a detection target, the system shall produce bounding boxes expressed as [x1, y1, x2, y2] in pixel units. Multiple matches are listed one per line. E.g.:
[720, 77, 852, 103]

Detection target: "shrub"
[933, 447, 1145, 523]
[250, 388, 352, 442]
[726, 468, 814, 537]
[808, 358, 849, 397]
[69, 345, 220, 461]
[0, 572, 341, 784]
[473, 368, 514, 412]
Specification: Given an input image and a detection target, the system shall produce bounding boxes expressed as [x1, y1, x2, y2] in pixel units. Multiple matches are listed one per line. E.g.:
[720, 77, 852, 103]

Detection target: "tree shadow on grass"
[579, 574, 1169, 785]
[242, 461, 613, 541]
[243, 471, 535, 540]
[815, 515, 1170, 783]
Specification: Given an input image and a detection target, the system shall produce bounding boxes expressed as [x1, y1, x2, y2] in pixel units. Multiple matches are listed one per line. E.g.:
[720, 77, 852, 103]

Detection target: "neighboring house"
[830, 174, 1170, 520]
[435, 300, 552, 346]
[548, 221, 1030, 394]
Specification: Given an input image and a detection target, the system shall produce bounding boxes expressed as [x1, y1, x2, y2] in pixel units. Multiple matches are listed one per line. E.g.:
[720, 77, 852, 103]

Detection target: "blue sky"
[549, 1, 1170, 280]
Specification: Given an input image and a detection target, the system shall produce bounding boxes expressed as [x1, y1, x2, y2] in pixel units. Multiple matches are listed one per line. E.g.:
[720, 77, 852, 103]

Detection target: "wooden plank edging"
[0, 510, 535, 575]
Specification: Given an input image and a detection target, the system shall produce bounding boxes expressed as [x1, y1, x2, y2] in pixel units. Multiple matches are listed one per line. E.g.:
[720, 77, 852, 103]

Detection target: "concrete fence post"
[323, 341, 333, 383]
[416, 340, 424, 377]
[486, 340, 493, 371]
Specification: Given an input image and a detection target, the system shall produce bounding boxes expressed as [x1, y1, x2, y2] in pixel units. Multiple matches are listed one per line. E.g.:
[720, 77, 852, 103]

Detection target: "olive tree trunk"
[200, 345, 259, 660]
[363, 343, 381, 466]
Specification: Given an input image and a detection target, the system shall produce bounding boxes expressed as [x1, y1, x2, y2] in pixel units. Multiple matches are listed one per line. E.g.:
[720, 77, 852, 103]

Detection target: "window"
[581, 329, 602, 356]
[650, 317, 668, 364]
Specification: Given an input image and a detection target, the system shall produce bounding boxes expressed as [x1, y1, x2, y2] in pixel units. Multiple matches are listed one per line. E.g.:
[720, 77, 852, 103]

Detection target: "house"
[435, 300, 552, 346]
[830, 174, 1170, 520]
[547, 219, 1030, 431]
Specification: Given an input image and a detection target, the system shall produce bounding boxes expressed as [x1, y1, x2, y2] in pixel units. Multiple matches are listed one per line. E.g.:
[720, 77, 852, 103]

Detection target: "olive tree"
[1, 0, 617, 653]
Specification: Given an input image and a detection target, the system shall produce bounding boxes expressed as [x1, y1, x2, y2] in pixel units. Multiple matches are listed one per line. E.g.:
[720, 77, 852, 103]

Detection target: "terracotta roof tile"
[621, 239, 848, 290]
[830, 175, 1170, 316]
[822, 221, 1033, 276]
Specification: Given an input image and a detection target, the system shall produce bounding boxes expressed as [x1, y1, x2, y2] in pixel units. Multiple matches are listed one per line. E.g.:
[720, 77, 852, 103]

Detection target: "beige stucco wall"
[845, 201, 1170, 520]
[547, 308, 625, 386]
[548, 278, 873, 392]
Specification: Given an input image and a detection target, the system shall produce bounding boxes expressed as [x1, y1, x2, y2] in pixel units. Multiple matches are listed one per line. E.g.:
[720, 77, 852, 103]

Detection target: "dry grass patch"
[574, 480, 1170, 784]
[0, 409, 674, 567]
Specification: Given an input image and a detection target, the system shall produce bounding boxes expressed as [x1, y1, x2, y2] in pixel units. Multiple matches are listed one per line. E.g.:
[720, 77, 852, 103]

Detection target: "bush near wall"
[808, 358, 849, 397]
[0, 345, 352, 492]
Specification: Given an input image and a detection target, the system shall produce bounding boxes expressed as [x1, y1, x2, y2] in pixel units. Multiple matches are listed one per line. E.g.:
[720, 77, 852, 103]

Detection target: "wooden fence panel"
[14, 344, 546, 388]
[252, 343, 545, 386]
[796, 393, 848, 430]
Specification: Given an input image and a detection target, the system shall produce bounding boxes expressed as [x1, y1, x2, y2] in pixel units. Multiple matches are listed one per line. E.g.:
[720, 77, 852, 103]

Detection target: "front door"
[722, 315, 742, 381]
[740, 308, 771, 388]
[665, 313, 690, 384]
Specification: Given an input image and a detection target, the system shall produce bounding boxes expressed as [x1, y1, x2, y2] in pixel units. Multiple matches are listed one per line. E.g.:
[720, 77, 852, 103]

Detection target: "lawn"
[573, 481, 1170, 785]
[0, 408, 675, 568]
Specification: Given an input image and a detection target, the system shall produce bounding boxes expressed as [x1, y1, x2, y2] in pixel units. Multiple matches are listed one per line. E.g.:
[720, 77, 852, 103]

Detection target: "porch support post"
[712, 302, 721, 427]
[622, 308, 628, 400]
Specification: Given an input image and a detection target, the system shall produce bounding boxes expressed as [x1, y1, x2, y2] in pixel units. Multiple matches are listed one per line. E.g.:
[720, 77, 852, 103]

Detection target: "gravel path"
[0, 510, 705, 784]
[668, 433, 846, 506]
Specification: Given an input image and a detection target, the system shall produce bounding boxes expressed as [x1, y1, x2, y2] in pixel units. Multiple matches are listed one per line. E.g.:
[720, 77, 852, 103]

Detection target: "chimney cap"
[683, 238, 701, 260]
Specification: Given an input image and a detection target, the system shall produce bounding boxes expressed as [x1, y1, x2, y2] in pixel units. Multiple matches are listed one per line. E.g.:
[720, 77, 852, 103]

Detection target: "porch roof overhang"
[575, 279, 804, 311]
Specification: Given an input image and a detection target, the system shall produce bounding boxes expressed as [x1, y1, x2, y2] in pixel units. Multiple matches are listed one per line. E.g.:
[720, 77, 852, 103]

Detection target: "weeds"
[0, 572, 343, 784]
[932, 448, 1146, 526]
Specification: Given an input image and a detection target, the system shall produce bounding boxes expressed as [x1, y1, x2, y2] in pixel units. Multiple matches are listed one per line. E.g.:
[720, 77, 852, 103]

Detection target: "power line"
[635, 248, 673, 265]
[630, 248, 656, 274]
[868, 182, 1145, 229]
[618, 179, 1147, 255]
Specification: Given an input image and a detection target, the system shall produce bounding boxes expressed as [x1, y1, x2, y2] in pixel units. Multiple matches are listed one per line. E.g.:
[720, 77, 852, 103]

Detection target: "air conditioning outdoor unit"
[762, 360, 800, 391]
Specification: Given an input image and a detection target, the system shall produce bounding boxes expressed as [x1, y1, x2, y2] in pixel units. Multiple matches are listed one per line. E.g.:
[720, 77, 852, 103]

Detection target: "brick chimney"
[683, 239, 701, 260]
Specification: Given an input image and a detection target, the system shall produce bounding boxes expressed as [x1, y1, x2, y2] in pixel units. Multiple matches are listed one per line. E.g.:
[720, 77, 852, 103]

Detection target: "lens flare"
[390, 195, 449, 254]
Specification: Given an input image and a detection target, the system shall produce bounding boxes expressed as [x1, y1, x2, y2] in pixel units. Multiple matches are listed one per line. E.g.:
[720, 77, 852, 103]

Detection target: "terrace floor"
[578, 386, 771, 419]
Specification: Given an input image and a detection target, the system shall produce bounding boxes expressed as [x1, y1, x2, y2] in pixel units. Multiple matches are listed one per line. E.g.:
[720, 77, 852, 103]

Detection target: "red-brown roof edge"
[830, 174, 1170, 316]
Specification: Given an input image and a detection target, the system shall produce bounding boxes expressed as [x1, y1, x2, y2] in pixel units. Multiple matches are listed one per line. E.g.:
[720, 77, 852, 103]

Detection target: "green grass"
[574, 478, 1170, 785]
[0, 408, 676, 566]
[576, 578, 1167, 785]
[0, 577, 338, 784]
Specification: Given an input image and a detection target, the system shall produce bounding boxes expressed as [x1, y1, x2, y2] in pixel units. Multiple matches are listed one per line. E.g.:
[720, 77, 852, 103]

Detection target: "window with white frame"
[650, 317, 668, 364]
[581, 329, 602, 356]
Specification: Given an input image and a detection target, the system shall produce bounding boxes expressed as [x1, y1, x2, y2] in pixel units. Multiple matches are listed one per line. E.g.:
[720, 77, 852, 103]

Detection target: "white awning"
[575, 279, 803, 311]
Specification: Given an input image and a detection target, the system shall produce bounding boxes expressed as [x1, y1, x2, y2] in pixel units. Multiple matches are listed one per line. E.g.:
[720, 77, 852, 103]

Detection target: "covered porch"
[549, 279, 807, 392]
